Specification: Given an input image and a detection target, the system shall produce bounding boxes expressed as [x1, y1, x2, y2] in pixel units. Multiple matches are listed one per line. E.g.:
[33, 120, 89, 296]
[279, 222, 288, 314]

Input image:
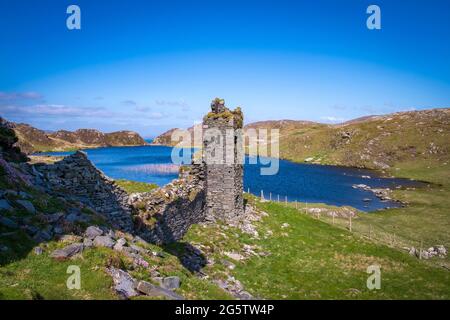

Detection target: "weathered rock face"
[0, 117, 29, 162]
[34, 151, 134, 232]
[203, 98, 244, 222]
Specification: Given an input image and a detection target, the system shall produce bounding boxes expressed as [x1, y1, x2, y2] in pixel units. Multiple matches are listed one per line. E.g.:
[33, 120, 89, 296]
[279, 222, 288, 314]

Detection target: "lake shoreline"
[33, 145, 422, 212]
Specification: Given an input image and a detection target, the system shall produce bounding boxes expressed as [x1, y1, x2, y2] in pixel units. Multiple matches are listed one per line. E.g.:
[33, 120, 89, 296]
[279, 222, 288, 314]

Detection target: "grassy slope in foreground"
[184, 197, 449, 299]
[2, 192, 449, 299]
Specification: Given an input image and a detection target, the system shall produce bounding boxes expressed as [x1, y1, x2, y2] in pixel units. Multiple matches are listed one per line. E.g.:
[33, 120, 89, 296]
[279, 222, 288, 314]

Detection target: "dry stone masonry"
[25, 99, 246, 244]
[203, 98, 244, 222]
[129, 164, 206, 244]
[130, 98, 246, 243]
[34, 151, 134, 231]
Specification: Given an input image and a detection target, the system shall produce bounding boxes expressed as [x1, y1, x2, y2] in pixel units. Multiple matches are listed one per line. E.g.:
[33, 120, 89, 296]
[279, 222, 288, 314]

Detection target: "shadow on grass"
[161, 241, 207, 274]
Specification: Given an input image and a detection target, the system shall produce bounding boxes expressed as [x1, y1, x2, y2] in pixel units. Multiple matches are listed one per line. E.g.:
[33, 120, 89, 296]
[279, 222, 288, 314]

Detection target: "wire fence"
[246, 189, 450, 262]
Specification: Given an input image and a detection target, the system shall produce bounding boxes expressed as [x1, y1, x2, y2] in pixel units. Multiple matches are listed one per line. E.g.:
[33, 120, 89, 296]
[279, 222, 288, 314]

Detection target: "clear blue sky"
[0, 0, 449, 137]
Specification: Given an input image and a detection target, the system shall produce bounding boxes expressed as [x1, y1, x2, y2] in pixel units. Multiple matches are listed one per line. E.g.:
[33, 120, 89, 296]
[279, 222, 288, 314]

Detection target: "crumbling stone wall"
[203, 98, 244, 222]
[129, 164, 206, 244]
[35, 151, 134, 231]
[29, 98, 246, 243]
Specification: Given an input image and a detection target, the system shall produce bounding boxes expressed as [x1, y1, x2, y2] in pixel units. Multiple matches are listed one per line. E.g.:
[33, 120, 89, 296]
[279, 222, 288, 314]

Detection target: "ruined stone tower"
[203, 98, 244, 222]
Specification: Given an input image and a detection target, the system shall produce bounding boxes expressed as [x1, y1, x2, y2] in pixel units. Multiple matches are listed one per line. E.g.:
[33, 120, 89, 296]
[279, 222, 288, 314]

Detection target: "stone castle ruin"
[203, 98, 244, 222]
[30, 98, 246, 244]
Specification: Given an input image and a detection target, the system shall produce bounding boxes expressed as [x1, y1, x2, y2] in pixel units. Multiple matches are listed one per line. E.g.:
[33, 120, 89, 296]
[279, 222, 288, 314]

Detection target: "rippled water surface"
[41, 145, 422, 211]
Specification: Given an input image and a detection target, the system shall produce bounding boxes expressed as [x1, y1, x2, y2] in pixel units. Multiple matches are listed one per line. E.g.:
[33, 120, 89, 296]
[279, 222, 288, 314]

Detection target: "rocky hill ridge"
[5, 120, 148, 154]
[151, 107, 450, 171]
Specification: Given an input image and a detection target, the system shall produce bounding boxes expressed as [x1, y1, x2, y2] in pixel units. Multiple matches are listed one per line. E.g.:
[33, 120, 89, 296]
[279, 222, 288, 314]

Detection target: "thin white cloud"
[135, 106, 152, 112]
[320, 116, 346, 123]
[155, 99, 189, 111]
[122, 100, 137, 106]
[0, 91, 43, 101]
[0, 104, 116, 118]
[0, 103, 170, 122]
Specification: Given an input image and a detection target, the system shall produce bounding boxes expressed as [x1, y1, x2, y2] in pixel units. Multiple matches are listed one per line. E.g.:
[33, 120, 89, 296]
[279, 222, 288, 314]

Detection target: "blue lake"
[40, 145, 421, 212]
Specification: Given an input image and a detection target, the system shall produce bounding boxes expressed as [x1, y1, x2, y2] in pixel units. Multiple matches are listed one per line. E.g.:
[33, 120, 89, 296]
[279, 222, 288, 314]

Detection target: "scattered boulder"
[130, 244, 147, 254]
[93, 235, 116, 248]
[221, 259, 236, 270]
[224, 252, 245, 261]
[50, 243, 84, 260]
[161, 276, 181, 290]
[108, 267, 139, 299]
[33, 246, 43, 255]
[408, 245, 447, 259]
[83, 238, 94, 248]
[85, 226, 103, 239]
[113, 238, 127, 251]
[214, 276, 254, 300]
[136, 280, 183, 300]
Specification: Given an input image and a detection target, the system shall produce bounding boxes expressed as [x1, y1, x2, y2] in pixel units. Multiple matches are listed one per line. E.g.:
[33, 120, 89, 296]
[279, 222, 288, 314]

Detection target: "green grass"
[0, 247, 117, 300]
[1, 192, 449, 299]
[183, 197, 450, 299]
[0, 235, 232, 300]
[115, 179, 158, 194]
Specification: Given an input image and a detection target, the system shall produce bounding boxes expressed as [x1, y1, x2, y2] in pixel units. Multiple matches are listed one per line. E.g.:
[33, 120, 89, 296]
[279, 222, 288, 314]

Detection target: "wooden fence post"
[419, 240, 423, 260]
[349, 215, 352, 232]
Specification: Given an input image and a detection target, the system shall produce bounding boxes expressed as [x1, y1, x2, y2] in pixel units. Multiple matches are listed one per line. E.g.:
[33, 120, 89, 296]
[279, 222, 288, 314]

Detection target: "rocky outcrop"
[151, 124, 202, 147]
[151, 128, 180, 146]
[0, 117, 29, 162]
[34, 151, 134, 232]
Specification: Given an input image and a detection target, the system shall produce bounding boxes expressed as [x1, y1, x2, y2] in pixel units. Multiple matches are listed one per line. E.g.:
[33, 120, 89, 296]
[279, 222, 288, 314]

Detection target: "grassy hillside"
[1, 193, 449, 300]
[247, 108, 450, 174]
[151, 108, 450, 177]
[10, 122, 148, 154]
[1, 108, 449, 300]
